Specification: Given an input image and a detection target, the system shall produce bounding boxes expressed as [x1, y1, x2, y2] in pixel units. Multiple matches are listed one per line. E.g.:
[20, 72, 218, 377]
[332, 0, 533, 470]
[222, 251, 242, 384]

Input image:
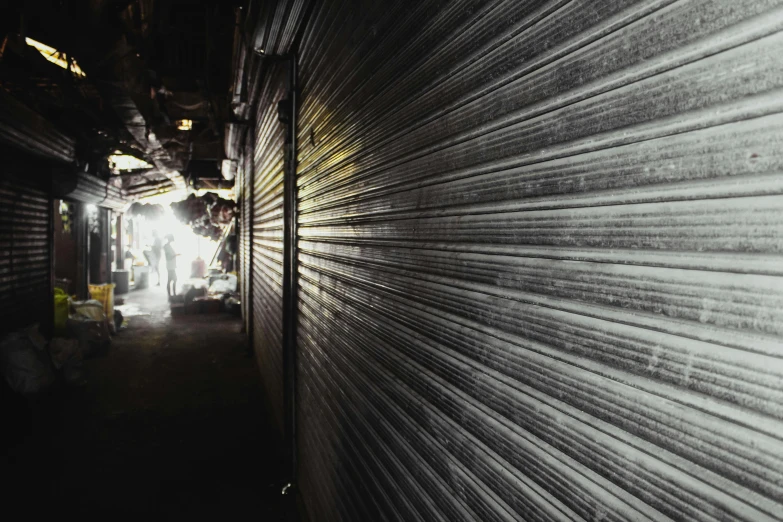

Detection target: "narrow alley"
[4, 285, 286, 519]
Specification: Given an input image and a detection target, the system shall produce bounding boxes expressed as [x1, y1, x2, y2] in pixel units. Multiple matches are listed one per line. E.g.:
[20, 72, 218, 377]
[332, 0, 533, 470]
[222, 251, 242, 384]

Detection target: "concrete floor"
[3, 284, 286, 518]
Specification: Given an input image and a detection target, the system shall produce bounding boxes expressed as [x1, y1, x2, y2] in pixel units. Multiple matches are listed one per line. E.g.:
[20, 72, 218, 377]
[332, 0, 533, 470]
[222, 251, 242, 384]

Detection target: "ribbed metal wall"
[292, 1, 783, 521]
[0, 88, 74, 164]
[239, 144, 252, 336]
[0, 175, 51, 334]
[251, 63, 289, 431]
[66, 172, 126, 211]
[248, 0, 311, 56]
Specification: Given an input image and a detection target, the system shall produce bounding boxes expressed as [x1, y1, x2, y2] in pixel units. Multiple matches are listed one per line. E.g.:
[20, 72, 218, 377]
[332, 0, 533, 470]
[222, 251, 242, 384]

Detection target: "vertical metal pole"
[75, 203, 88, 299]
[116, 214, 123, 271]
[282, 54, 299, 490]
[47, 193, 55, 337]
[105, 209, 112, 283]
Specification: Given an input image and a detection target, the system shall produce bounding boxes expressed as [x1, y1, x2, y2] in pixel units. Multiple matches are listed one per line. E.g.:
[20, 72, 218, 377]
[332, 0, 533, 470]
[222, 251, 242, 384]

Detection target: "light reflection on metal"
[252, 1, 783, 521]
[25, 37, 86, 77]
[108, 151, 152, 173]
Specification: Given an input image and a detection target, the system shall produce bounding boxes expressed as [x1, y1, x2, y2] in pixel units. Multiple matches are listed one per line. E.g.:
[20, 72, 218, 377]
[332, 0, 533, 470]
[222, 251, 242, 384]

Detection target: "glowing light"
[195, 188, 235, 201]
[176, 119, 193, 131]
[108, 151, 152, 173]
[137, 204, 220, 281]
[85, 204, 97, 213]
[25, 37, 85, 77]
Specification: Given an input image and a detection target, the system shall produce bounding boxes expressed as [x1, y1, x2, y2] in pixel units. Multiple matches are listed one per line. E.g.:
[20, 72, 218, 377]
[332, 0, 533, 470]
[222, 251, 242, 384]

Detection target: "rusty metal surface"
[0, 175, 52, 333]
[251, 63, 289, 432]
[289, 1, 783, 521]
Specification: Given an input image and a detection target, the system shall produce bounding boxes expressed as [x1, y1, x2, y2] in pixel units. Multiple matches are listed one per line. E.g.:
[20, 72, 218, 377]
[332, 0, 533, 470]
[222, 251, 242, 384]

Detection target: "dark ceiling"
[0, 0, 243, 196]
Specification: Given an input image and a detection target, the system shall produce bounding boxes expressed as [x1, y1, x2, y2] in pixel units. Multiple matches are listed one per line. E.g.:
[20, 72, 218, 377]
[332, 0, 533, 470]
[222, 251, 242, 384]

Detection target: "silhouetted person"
[151, 230, 163, 286]
[163, 234, 179, 297]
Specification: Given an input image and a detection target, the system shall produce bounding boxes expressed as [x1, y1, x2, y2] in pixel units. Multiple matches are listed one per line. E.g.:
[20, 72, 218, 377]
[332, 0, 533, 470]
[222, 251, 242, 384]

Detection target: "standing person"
[123, 244, 136, 270]
[151, 231, 163, 286]
[163, 234, 179, 298]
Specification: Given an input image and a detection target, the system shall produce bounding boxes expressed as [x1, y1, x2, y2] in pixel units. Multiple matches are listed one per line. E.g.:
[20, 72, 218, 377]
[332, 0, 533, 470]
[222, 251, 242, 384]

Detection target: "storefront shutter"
[293, 1, 783, 520]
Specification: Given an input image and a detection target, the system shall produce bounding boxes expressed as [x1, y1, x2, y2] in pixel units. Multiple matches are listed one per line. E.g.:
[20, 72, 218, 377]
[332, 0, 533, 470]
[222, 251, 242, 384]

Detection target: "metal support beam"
[46, 191, 55, 338]
[116, 214, 123, 271]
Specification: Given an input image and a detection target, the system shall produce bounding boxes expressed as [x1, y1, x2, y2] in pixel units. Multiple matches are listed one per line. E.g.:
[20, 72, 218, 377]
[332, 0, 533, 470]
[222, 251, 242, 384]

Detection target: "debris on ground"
[0, 325, 55, 394]
[208, 273, 237, 294]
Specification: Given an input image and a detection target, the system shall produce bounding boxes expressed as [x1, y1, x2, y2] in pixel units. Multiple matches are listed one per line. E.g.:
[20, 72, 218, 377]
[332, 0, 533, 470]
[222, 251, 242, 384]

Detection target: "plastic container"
[53, 288, 70, 335]
[190, 257, 206, 278]
[88, 284, 115, 324]
[133, 265, 149, 289]
[113, 270, 129, 295]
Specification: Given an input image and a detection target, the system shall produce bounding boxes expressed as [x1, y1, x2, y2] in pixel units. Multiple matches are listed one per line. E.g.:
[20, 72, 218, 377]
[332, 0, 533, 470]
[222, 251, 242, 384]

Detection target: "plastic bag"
[49, 338, 81, 369]
[88, 284, 115, 323]
[0, 325, 55, 394]
[66, 317, 110, 358]
[50, 338, 85, 385]
[72, 300, 106, 322]
[208, 274, 237, 294]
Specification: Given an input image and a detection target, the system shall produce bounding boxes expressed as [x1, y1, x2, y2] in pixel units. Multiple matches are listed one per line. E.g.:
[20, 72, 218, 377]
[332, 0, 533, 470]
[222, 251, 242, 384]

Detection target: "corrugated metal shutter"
[248, 0, 311, 56]
[238, 145, 252, 336]
[0, 175, 51, 334]
[252, 63, 289, 431]
[294, 1, 783, 521]
[0, 88, 75, 164]
[65, 172, 126, 211]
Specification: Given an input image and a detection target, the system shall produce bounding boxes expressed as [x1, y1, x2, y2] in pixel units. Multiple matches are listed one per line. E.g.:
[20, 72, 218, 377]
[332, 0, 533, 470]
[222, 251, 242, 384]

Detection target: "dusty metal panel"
[0, 88, 75, 164]
[250, 63, 289, 432]
[248, 0, 311, 56]
[294, 1, 783, 521]
[0, 175, 52, 334]
[238, 146, 252, 336]
[65, 172, 127, 211]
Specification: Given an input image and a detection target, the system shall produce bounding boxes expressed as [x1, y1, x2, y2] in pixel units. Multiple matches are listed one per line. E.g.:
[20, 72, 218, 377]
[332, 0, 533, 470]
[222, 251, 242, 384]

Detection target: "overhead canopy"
[64, 172, 127, 211]
[0, 86, 75, 164]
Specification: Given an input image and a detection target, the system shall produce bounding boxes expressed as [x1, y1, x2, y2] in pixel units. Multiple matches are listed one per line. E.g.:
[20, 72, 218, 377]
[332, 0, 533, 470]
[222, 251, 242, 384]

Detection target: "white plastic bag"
[208, 274, 237, 294]
[0, 325, 55, 394]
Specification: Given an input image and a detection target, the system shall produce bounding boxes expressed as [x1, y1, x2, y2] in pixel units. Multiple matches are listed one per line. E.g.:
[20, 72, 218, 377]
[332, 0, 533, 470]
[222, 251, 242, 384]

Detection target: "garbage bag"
[66, 317, 110, 357]
[208, 274, 237, 294]
[49, 338, 81, 369]
[88, 284, 115, 332]
[72, 300, 106, 322]
[0, 325, 55, 394]
[72, 299, 115, 335]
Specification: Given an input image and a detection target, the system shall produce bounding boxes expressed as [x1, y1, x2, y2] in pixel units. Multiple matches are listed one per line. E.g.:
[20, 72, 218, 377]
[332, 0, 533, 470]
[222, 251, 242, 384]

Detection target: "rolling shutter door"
[65, 172, 126, 211]
[294, 1, 783, 521]
[239, 144, 252, 335]
[252, 63, 289, 432]
[0, 88, 74, 164]
[0, 175, 51, 334]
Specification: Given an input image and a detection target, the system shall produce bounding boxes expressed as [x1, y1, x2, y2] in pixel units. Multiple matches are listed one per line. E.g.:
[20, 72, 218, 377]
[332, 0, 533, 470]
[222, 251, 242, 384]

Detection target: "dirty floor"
[2, 284, 287, 518]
